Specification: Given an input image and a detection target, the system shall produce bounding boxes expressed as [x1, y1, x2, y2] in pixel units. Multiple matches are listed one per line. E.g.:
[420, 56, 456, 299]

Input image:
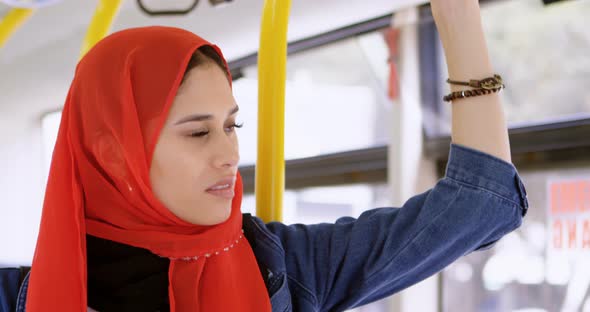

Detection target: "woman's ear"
[94, 134, 126, 173]
[93, 133, 137, 192]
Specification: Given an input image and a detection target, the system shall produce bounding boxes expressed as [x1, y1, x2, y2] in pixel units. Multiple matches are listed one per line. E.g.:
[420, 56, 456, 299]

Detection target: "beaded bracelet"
[444, 74, 505, 102]
[443, 86, 503, 102]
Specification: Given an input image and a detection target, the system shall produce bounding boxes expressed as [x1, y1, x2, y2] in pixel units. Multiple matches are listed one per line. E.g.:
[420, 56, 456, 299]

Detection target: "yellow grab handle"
[256, 0, 291, 223]
[0, 8, 34, 49]
[80, 0, 123, 58]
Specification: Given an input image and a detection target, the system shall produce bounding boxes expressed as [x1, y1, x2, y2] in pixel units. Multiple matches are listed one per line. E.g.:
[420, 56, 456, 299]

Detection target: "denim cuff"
[445, 143, 528, 216]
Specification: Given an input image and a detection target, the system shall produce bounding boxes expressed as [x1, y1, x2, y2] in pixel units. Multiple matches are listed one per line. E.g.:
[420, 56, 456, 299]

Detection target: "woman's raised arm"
[431, 0, 512, 163]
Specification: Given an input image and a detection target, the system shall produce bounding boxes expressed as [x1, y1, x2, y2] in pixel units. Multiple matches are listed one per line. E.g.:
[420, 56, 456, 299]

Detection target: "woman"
[20, 0, 528, 311]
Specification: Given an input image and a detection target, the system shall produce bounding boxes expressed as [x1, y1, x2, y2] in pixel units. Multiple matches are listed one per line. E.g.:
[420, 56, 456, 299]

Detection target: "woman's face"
[150, 64, 240, 225]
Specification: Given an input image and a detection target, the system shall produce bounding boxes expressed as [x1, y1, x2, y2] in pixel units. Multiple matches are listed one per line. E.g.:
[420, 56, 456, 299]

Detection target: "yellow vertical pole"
[80, 0, 123, 58]
[0, 8, 34, 49]
[256, 0, 291, 223]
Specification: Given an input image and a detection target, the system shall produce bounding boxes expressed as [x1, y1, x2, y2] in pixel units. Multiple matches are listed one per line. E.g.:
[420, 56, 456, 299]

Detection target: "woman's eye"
[189, 131, 209, 137]
[189, 123, 243, 138]
[225, 122, 244, 132]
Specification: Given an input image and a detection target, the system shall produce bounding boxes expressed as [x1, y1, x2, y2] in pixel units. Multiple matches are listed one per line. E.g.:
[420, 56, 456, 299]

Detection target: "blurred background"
[1, 0, 589, 311]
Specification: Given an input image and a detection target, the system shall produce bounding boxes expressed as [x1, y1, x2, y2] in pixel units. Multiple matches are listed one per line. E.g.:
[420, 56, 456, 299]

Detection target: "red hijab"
[26, 26, 272, 312]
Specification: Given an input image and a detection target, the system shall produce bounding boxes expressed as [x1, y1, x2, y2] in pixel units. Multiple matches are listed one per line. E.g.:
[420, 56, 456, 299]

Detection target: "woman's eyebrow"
[174, 105, 239, 125]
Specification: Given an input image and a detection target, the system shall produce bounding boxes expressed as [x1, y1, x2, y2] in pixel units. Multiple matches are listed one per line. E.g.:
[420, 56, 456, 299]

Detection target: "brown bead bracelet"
[443, 86, 503, 102]
[443, 74, 505, 102]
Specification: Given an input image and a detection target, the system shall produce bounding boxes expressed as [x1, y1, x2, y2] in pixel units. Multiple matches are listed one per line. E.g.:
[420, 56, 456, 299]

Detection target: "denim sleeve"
[0, 268, 21, 312]
[265, 143, 528, 312]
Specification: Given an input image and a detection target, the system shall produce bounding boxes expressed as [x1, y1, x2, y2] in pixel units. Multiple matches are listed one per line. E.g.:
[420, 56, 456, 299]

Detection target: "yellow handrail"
[0, 8, 34, 49]
[256, 0, 291, 223]
[80, 0, 123, 58]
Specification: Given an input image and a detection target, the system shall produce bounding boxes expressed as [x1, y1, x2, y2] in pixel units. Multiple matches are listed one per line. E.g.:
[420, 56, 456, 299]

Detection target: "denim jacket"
[15, 143, 528, 312]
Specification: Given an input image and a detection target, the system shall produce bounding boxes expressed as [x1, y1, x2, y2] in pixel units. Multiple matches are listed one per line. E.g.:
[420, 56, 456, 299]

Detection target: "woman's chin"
[192, 204, 233, 226]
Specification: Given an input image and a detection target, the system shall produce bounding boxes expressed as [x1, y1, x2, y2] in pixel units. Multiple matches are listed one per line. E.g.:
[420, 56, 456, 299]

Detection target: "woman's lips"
[206, 187, 235, 199]
[206, 178, 235, 199]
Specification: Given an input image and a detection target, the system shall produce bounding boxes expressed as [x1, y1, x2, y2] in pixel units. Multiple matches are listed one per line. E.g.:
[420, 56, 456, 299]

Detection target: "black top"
[86, 234, 170, 312]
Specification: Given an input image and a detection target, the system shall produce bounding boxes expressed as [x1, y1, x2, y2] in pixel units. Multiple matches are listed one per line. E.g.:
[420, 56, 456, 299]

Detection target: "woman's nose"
[212, 135, 239, 169]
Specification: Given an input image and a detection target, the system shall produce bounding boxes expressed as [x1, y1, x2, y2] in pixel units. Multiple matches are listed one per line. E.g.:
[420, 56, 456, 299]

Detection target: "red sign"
[548, 179, 590, 251]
